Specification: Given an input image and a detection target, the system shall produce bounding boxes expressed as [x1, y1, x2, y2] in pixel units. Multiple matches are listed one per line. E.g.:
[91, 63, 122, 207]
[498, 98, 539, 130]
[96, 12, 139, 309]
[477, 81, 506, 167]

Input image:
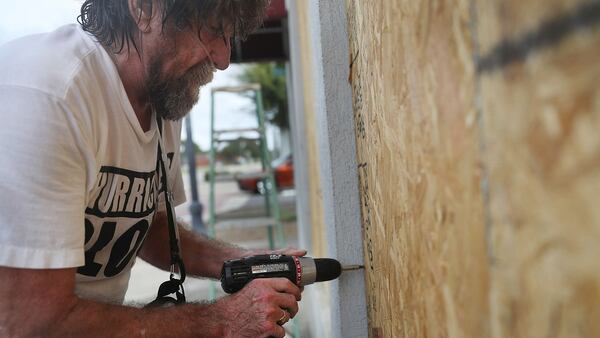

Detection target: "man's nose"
[210, 37, 231, 70]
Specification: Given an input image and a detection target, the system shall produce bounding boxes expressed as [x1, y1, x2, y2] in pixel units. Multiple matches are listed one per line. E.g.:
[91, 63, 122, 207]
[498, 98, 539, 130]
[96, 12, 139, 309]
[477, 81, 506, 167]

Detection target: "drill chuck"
[221, 255, 342, 294]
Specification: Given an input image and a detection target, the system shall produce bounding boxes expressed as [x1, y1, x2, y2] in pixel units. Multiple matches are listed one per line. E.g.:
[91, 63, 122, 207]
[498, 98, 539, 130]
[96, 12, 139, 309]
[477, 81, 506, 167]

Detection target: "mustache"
[146, 59, 217, 121]
[147, 60, 215, 96]
[185, 61, 216, 87]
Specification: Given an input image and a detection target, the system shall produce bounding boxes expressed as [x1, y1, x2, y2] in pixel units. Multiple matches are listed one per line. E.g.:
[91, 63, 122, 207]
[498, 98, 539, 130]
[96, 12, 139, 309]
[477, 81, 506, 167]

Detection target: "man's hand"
[214, 278, 301, 338]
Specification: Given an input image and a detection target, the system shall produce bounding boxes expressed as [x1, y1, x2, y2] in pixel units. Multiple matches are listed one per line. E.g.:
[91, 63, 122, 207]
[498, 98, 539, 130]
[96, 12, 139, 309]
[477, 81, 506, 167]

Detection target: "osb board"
[345, 0, 600, 337]
[294, 1, 326, 257]
[346, 1, 489, 337]
[477, 1, 600, 338]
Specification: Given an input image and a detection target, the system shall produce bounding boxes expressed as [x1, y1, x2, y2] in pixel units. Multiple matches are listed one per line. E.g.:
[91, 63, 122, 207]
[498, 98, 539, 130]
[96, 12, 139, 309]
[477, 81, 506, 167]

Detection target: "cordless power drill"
[220, 254, 362, 293]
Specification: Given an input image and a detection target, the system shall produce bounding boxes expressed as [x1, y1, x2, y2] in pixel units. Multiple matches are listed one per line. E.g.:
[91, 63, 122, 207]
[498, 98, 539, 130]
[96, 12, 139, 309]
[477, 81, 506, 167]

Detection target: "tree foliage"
[217, 137, 261, 164]
[237, 62, 288, 129]
[180, 139, 204, 155]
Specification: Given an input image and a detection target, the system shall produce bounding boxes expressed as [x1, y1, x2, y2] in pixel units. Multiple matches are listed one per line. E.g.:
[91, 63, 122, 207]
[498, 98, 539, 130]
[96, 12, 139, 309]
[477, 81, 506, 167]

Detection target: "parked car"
[235, 155, 294, 194]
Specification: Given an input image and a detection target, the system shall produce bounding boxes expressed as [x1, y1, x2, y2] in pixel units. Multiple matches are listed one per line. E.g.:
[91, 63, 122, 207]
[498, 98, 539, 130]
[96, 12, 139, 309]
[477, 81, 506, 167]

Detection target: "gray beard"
[147, 60, 215, 121]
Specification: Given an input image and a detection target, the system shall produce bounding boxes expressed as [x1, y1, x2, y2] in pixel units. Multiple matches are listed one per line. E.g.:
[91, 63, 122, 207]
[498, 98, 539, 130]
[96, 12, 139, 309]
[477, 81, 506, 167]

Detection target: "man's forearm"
[139, 212, 246, 279]
[179, 225, 245, 278]
[51, 297, 226, 338]
[140, 212, 305, 279]
[0, 266, 229, 338]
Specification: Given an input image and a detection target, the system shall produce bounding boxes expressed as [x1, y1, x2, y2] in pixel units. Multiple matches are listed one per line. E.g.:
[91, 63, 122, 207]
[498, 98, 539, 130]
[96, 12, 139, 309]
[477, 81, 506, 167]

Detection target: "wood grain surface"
[345, 0, 600, 337]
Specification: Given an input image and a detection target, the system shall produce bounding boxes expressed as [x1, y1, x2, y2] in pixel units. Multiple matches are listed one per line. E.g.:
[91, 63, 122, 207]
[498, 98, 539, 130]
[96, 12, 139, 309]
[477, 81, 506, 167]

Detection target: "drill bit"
[341, 264, 364, 271]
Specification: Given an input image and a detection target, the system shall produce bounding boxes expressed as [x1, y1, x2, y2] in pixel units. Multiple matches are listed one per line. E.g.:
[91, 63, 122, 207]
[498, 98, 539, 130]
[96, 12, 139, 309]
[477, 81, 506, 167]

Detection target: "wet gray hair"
[78, 0, 270, 52]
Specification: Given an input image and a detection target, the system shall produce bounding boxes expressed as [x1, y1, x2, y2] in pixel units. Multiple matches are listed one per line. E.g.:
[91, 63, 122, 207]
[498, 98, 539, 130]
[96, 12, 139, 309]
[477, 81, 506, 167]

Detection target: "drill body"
[221, 254, 341, 294]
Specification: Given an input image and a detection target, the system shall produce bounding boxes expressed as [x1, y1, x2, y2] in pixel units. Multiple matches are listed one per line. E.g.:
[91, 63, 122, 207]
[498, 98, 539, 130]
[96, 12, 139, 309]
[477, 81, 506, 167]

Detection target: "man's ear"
[128, 0, 154, 33]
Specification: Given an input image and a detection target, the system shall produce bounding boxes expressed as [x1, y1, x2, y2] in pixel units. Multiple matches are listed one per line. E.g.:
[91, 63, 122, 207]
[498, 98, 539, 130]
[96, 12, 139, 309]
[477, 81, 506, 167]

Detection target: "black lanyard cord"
[147, 116, 186, 307]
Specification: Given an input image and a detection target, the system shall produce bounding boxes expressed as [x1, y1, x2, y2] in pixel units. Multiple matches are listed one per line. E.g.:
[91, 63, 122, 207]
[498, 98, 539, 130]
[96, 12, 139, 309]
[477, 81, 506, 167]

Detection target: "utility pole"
[185, 114, 205, 234]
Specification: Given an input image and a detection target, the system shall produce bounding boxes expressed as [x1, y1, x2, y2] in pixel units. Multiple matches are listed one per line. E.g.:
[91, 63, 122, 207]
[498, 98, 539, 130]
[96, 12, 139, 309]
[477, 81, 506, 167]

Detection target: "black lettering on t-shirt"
[167, 152, 175, 169]
[126, 177, 145, 213]
[77, 220, 116, 277]
[104, 219, 149, 277]
[86, 166, 160, 218]
[77, 218, 150, 278]
[79, 164, 167, 279]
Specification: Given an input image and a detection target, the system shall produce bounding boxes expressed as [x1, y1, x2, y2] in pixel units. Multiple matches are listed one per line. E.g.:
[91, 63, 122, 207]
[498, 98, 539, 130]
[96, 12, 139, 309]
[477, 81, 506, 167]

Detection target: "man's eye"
[210, 25, 224, 37]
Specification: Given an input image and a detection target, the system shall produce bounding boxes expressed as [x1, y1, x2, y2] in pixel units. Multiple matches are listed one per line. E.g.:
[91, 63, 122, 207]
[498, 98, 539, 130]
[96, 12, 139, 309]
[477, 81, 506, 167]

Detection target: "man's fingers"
[255, 278, 301, 312]
[268, 278, 302, 301]
[262, 292, 298, 319]
[243, 247, 307, 258]
[273, 293, 298, 318]
[277, 247, 307, 257]
[264, 323, 286, 338]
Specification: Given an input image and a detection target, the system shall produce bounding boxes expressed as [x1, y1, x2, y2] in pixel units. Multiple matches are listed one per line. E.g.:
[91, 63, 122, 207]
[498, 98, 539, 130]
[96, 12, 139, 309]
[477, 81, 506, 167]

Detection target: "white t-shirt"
[0, 24, 186, 303]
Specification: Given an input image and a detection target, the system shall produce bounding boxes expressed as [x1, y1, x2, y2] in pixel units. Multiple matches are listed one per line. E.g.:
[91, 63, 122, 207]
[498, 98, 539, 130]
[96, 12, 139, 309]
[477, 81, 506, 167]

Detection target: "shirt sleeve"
[0, 86, 89, 269]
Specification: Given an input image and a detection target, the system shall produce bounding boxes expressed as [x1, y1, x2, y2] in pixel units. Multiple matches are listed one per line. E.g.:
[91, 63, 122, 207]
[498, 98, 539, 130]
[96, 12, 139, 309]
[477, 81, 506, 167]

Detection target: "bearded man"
[0, 1, 303, 337]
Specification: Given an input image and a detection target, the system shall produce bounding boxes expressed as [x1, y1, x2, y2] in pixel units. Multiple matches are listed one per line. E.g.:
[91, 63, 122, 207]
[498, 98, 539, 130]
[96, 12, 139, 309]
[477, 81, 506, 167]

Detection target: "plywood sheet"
[477, 1, 600, 337]
[346, 1, 489, 337]
[345, 0, 600, 337]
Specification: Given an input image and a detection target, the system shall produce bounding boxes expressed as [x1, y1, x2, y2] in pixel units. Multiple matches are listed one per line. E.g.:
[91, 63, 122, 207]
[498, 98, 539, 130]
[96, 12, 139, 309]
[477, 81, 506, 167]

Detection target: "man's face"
[144, 15, 232, 121]
[146, 53, 215, 121]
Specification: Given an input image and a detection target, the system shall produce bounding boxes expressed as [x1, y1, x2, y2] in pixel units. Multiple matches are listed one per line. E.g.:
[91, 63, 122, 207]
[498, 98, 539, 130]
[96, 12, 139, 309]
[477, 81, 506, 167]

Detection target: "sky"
[0, 0, 257, 150]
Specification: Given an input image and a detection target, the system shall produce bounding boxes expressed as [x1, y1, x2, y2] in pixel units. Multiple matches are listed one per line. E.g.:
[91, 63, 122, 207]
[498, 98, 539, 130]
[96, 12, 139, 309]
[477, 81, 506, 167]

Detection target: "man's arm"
[0, 266, 299, 337]
[139, 212, 306, 278]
